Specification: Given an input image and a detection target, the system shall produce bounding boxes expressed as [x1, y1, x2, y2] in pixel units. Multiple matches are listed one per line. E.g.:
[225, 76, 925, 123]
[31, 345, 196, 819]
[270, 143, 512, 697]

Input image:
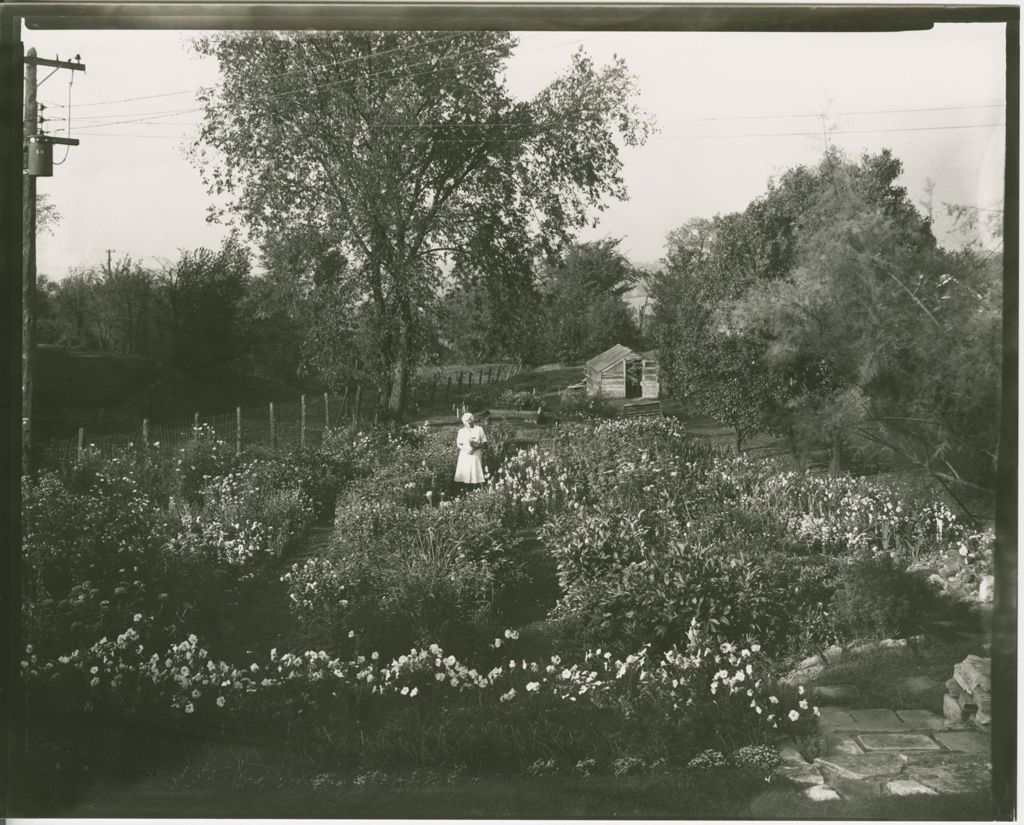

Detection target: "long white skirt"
[454, 450, 485, 484]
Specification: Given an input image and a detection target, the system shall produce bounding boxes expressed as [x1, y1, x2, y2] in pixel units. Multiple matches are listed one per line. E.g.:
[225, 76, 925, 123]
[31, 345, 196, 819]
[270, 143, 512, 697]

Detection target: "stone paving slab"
[774, 736, 805, 764]
[805, 785, 841, 802]
[858, 732, 942, 752]
[777, 706, 993, 804]
[906, 761, 992, 795]
[823, 733, 863, 756]
[884, 778, 939, 796]
[775, 765, 825, 786]
[817, 707, 857, 731]
[898, 751, 991, 769]
[895, 709, 945, 729]
[847, 708, 911, 731]
[815, 753, 905, 781]
[933, 731, 991, 755]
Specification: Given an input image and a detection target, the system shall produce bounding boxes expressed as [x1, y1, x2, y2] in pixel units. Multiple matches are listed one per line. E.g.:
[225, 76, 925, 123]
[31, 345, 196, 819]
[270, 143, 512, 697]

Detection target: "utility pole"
[21, 48, 36, 475]
[21, 49, 84, 475]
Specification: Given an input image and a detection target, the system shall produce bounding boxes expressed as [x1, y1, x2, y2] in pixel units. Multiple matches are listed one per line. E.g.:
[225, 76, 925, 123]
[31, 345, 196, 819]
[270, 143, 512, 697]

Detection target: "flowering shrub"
[174, 425, 235, 505]
[171, 461, 315, 567]
[24, 623, 816, 770]
[710, 455, 994, 576]
[22, 470, 172, 631]
[491, 447, 586, 524]
[288, 488, 524, 657]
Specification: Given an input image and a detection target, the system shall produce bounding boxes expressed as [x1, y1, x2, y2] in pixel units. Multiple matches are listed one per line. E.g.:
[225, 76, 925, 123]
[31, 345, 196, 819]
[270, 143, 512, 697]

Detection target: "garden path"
[766, 706, 991, 806]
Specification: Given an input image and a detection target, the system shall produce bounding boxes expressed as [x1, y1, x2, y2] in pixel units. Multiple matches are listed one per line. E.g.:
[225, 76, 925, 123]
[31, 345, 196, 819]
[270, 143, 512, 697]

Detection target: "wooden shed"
[585, 344, 659, 399]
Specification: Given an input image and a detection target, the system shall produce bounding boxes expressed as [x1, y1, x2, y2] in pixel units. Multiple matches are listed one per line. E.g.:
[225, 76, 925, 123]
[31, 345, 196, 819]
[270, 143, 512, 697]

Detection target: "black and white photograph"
[2, 1, 1015, 819]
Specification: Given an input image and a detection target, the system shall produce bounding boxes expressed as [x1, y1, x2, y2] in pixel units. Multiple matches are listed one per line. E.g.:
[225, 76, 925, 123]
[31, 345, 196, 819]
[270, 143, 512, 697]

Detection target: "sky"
[23, 21, 1007, 279]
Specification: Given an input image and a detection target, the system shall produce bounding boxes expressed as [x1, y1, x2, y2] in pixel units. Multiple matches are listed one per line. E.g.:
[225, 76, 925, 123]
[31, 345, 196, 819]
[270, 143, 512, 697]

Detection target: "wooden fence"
[38, 362, 524, 467]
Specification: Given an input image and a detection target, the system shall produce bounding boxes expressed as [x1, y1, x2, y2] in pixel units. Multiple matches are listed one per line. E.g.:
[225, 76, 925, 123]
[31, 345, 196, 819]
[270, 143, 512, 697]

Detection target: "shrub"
[171, 461, 315, 568]
[290, 488, 524, 657]
[555, 388, 614, 420]
[174, 425, 236, 505]
[494, 389, 540, 411]
[830, 554, 928, 640]
[23, 470, 171, 599]
[24, 626, 818, 773]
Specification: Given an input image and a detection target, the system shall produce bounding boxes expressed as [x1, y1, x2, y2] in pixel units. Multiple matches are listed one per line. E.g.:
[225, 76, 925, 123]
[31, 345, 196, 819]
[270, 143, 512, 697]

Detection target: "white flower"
[133, 613, 143, 623]
[788, 709, 800, 722]
[500, 688, 516, 702]
[185, 702, 194, 714]
[526, 681, 540, 692]
[371, 651, 379, 661]
[410, 687, 418, 697]
[799, 699, 809, 710]
[216, 696, 225, 707]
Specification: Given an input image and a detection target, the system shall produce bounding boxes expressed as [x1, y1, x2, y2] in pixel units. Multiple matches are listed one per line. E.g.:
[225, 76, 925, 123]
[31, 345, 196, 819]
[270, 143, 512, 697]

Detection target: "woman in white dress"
[454, 412, 487, 486]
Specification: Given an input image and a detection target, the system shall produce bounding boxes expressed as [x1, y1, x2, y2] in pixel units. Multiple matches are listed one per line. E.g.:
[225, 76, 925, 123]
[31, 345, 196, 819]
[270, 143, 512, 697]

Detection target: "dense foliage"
[193, 31, 650, 417]
[651, 149, 1002, 493]
[21, 412, 993, 808]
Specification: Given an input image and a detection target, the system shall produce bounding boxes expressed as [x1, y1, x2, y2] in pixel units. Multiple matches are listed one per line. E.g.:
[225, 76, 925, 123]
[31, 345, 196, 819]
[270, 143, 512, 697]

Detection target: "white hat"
[461, 412, 474, 425]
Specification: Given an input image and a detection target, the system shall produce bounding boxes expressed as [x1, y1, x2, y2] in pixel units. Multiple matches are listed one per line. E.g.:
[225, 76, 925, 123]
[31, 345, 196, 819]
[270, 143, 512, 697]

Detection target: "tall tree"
[157, 236, 251, 371]
[538, 238, 642, 363]
[193, 32, 650, 419]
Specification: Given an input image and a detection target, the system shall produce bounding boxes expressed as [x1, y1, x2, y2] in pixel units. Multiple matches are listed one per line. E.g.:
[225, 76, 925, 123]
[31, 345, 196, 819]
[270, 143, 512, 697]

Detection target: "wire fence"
[38, 362, 524, 468]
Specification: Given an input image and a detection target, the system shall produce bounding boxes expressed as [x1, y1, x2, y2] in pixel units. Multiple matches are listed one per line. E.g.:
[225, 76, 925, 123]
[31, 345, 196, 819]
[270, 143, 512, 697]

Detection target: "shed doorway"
[625, 358, 643, 398]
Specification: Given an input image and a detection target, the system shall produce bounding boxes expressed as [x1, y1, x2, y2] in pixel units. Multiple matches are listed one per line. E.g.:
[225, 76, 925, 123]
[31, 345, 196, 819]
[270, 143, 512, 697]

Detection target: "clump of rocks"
[944, 654, 991, 730]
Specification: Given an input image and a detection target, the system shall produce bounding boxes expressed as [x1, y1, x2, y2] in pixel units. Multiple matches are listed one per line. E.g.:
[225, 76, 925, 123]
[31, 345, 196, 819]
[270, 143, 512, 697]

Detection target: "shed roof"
[586, 343, 640, 373]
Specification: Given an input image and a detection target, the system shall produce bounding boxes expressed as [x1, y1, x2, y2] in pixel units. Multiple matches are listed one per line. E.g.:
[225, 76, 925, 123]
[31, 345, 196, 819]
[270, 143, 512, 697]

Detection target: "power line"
[649, 122, 1005, 140]
[40, 30, 479, 110]
[77, 120, 1005, 142]
[46, 31, 607, 137]
[663, 102, 1005, 123]
[53, 98, 1008, 133]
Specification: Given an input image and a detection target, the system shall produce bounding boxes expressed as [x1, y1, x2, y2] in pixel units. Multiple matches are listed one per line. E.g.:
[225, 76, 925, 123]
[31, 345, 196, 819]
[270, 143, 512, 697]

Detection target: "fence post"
[479, 369, 483, 385]
[142, 418, 149, 448]
[236, 407, 242, 456]
[193, 412, 200, 430]
[353, 384, 362, 424]
[269, 402, 276, 450]
[457, 372, 463, 394]
[77, 427, 84, 461]
[487, 366, 493, 384]
[324, 392, 330, 429]
[300, 395, 307, 449]
[342, 386, 350, 418]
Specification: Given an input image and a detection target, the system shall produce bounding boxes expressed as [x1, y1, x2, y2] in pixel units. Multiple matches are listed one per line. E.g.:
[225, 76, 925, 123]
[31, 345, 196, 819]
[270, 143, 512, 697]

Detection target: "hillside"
[34, 345, 316, 440]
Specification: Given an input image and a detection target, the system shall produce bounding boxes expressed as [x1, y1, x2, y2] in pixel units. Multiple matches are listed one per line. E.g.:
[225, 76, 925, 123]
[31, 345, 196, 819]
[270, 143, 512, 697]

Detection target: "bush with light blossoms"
[23, 620, 816, 766]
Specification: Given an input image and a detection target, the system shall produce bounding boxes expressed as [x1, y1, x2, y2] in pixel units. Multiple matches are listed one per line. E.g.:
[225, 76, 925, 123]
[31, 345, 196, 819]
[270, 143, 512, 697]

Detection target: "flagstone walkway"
[772, 706, 991, 801]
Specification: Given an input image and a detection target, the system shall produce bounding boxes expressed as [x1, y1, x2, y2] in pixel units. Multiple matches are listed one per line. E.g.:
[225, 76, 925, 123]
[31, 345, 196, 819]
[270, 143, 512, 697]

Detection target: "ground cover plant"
[17, 411, 994, 815]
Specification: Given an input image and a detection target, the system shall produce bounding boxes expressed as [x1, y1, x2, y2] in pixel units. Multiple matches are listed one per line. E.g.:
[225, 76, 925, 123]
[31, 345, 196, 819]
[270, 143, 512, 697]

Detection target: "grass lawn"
[809, 634, 988, 712]
[37, 768, 993, 820]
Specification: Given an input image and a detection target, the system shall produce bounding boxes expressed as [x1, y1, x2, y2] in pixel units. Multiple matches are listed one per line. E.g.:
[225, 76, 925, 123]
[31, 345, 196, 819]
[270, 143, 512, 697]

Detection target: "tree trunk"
[829, 428, 842, 477]
[388, 322, 414, 422]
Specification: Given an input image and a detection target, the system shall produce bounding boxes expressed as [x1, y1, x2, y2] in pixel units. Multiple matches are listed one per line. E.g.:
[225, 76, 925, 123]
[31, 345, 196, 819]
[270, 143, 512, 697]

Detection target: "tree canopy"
[193, 31, 651, 418]
[652, 148, 1001, 494]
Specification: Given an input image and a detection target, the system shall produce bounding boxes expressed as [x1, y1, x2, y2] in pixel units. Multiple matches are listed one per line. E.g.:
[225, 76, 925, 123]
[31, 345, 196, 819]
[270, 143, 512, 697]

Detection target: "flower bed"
[22, 621, 817, 772]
